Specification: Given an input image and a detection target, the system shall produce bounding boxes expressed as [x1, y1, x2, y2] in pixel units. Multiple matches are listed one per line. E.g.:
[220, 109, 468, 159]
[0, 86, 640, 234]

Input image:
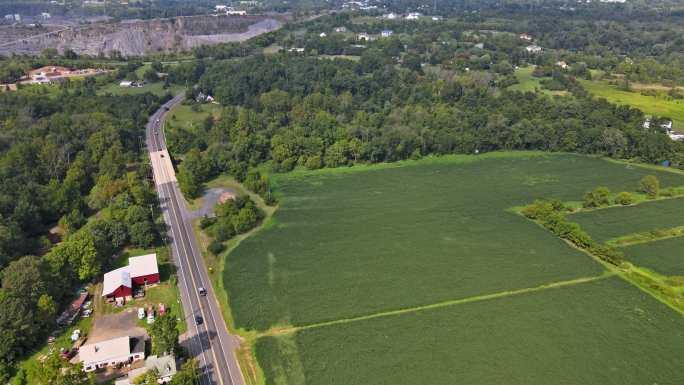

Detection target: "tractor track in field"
[256, 272, 616, 338]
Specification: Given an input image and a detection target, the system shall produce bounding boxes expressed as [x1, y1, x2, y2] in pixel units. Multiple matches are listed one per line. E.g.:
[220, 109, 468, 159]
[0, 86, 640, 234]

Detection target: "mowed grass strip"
[568, 198, 684, 243]
[224, 153, 684, 331]
[255, 276, 684, 385]
[623, 236, 684, 276]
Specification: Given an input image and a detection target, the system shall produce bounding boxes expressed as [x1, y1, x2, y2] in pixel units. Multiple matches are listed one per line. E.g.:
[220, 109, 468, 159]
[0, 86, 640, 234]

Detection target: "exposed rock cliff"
[0, 14, 282, 56]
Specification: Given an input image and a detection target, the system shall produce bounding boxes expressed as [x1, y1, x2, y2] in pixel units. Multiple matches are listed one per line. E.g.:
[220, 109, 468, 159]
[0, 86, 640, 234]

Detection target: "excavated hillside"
[0, 14, 283, 56]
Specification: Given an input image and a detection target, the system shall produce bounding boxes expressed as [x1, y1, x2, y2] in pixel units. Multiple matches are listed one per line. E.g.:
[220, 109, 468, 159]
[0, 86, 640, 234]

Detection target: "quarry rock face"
[0, 15, 282, 56]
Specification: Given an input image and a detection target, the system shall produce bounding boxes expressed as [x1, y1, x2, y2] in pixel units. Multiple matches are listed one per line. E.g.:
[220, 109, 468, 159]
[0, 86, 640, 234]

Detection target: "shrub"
[208, 241, 225, 255]
[614, 191, 634, 206]
[199, 215, 217, 229]
[213, 221, 235, 241]
[583, 186, 611, 208]
[639, 175, 660, 199]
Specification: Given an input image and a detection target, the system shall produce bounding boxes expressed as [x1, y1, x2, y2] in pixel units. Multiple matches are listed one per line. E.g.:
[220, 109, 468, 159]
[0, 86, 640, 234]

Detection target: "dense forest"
[0, 83, 169, 381]
[163, 9, 684, 195]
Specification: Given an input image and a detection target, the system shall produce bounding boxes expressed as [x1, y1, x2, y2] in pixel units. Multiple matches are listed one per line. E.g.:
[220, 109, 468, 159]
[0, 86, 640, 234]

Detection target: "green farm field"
[224, 153, 684, 332]
[568, 198, 684, 243]
[623, 236, 684, 276]
[579, 79, 684, 130]
[255, 276, 684, 385]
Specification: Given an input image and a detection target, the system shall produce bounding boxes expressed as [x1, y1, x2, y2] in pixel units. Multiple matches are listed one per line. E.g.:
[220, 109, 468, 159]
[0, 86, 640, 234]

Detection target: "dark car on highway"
[195, 315, 203, 325]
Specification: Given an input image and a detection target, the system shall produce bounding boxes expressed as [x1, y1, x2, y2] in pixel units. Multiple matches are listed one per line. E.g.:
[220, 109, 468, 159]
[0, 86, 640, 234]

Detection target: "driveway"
[88, 311, 147, 344]
[189, 187, 237, 219]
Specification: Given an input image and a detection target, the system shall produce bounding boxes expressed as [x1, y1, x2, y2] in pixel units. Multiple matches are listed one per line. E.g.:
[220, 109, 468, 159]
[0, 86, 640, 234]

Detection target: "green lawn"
[224, 152, 684, 332]
[623, 236, 684, 276]
[167, 103, 223, 133]
[508, 66, 568, 96]
[568, 198, 684, 243]
[579, 78, 684, 131]
[255, 276, 684, 385]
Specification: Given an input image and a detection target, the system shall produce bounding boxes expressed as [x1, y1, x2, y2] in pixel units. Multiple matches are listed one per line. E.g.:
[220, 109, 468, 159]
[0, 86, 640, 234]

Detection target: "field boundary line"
[257, 272, 615, 337]
[606, 225, 684, 247]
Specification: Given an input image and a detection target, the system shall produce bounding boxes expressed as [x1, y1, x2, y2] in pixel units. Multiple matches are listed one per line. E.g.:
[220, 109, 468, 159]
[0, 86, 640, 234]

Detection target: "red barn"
[102, 268, 133, 300]
[102, 254, 159, 301]
[128, 254, 160, 286]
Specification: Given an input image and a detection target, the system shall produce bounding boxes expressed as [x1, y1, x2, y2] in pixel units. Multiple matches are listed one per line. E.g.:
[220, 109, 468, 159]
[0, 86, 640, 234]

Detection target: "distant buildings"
[319, 32, 327, 37]
[40, 12, 51, 19]
[381, 30, 393, 38]
[382, 13, 398, 20]
[406, 12, 421, 20]
[334, 26, 347, 33]
[225, 8, 247, 15]
[215, 5, 228, 12]
[357, 32, 370, 41]
[519, 33, 533, 42]
[525, 45, 543, 54]
[4, 14, 21, 21]
[556, 61, 569, 69]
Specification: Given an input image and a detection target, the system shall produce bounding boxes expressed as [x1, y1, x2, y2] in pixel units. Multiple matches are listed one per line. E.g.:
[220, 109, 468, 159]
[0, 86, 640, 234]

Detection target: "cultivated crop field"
[222, 152, 684, 384]
[568, 198, 684, 243]
[624, 237, 684, 276]
[256, 277, 684, 385]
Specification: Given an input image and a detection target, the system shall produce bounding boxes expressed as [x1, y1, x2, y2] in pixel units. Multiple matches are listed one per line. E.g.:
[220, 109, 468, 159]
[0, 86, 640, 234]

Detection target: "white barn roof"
[128, 254, 159, 277]
[102, 266, 132, 296]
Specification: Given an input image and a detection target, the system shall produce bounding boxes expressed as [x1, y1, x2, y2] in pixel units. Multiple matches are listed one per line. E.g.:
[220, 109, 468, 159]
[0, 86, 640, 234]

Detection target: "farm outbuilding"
[102, 254, 159, 301]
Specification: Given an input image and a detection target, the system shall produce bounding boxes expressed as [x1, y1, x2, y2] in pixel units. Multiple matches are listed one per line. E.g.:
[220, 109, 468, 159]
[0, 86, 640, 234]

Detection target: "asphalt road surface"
[146, 95, 245, 385]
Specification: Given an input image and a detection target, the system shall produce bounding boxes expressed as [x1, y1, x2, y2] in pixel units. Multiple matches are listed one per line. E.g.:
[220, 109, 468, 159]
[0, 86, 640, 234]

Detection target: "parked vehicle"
[81, 309, 92, 318]
[138, 308, 146, 319]
[70, 329, 81, 342]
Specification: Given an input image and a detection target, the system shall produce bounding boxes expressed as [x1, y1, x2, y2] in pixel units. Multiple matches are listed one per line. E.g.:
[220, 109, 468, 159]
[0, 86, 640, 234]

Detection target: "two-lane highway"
[146, 95, 245, 385]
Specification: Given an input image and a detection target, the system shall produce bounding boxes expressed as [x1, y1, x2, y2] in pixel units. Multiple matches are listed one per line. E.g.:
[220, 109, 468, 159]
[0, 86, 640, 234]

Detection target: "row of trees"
[166, 54, 682, 178]
[582, 175, 661, 208]
[521, 199, 623, 265]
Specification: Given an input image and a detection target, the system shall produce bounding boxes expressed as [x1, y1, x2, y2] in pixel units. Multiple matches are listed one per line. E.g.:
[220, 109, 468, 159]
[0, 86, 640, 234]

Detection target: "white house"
[40, 12, 51, 19]
[357, 32, 371, 41]
[119, 81, 133, 87]
[519, 33, 533, 41]
[319, 32, 327, 37]
[119, 355, 177, 385]
[334, 26, 347, 33]
[556, 61, 569, 69]
[381, 30, 393, 38]
[406, 12, 421, 20]
[382, 12, 397, 19]
[526, 45, 543, 54]
[226, 8, 247, 15]
[215, 5, 228, 12]
[80, 336, 145, 372]
[288, 47, 305, 53]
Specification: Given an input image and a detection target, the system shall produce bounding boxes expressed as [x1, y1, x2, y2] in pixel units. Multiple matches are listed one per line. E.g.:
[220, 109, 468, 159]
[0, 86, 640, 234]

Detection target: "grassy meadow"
[579, 78, 684, 130]
[508, 66, 568, 96]
[623, 237, 684, 276]
[255, 276, 684, 385]
[568, 198, 684, 243]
